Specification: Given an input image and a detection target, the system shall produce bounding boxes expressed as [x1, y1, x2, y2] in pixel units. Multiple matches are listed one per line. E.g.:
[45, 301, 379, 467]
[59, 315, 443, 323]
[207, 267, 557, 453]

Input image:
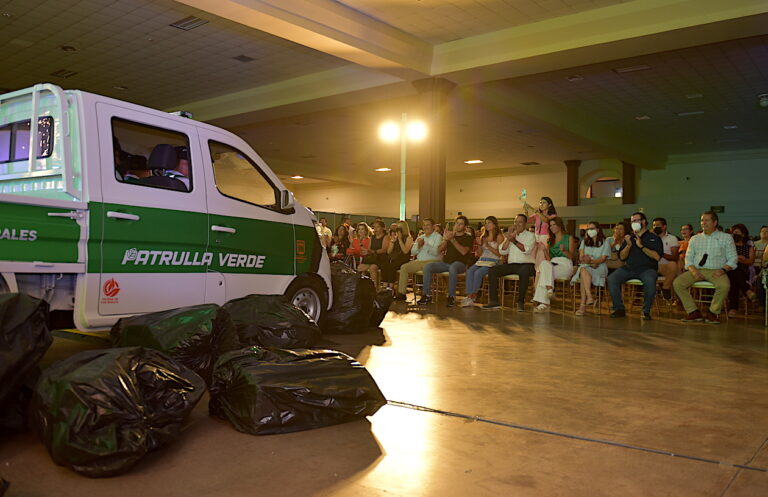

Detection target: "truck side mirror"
[280, 190, 295, 211]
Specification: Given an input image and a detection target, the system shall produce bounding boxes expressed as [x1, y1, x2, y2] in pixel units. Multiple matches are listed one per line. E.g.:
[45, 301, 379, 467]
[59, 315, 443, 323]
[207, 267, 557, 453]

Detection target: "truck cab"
[0, 84, 331, 330]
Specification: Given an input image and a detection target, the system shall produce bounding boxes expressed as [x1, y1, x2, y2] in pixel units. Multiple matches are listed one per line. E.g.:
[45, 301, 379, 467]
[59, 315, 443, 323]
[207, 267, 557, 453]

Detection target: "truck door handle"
[211, 225, 236, 234]
[48, 211, 83, 220]
[107, 211, 140, 221]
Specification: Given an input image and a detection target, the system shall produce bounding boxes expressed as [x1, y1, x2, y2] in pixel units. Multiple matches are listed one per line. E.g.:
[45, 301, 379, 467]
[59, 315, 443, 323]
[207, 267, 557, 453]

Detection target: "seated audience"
[330, 225, 350, 260]
[673, 211, 736, 324]
[482, 214, 537, 311]
[678, 224, 694, 273]
[606, 222, 629, 272]
[462, 216, 505, 307]
[357, 220, 390, 289]
[755, 226, 768, 269]
[652, 217, 680, 300]
[420, 216, 474, 306]
[384, 221, 414, 297]
[726, 223, 756, 317]
[532, 217, 574, 312]
[315, 217, 332, 249]
[396, 219, 442, 301]
[607, 212, 663, 320]
[346, 223, 372, 266]
[572, 221, 610, 316]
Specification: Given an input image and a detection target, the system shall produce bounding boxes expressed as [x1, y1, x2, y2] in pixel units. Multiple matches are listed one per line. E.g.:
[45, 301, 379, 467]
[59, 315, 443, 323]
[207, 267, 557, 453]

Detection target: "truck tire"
[284, 276, 327, 324]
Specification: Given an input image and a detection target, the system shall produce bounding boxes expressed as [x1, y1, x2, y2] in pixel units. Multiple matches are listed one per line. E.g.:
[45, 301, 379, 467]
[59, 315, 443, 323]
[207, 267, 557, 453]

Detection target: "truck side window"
[0, 117, 54, 165]
[209, 141, 279, 209]
[112, 118, 192, 192]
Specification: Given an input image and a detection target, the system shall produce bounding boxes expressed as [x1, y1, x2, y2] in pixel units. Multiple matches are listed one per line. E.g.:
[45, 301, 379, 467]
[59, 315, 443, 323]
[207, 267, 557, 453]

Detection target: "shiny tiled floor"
[2, 302, 768, 496]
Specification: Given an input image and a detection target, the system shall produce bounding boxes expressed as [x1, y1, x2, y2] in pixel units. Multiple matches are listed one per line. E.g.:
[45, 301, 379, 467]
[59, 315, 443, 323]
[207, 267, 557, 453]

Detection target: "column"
[412, 77, 455, 224]
[564, 160, 581, 207]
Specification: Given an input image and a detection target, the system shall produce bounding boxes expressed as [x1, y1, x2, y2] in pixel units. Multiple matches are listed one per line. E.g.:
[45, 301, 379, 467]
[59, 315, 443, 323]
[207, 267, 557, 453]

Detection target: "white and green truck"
[0, 83, 331, 330]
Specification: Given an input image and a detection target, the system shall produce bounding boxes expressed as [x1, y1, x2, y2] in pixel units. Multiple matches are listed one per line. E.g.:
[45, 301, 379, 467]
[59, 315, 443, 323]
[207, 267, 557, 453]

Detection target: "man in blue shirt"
[607, 212, 664, 320]
[673, 211, 736, 324]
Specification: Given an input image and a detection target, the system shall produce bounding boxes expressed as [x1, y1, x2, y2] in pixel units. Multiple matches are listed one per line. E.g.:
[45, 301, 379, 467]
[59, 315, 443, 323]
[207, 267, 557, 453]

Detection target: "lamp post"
[379, 113, 427, 220]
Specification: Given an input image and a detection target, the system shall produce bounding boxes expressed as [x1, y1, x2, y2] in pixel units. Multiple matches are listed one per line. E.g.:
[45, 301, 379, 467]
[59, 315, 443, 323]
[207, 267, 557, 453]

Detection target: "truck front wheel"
[284, 276, 326, 324]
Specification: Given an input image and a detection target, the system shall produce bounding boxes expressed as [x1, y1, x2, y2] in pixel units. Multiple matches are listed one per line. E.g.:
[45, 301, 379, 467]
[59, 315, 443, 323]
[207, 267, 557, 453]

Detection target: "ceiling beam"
[433, 0, 768, 82]
[175, 0, 432, 78]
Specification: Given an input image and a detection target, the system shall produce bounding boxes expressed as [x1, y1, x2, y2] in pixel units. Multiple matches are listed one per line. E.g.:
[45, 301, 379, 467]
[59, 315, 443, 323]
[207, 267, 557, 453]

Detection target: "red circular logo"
[103, 278, 120, 297]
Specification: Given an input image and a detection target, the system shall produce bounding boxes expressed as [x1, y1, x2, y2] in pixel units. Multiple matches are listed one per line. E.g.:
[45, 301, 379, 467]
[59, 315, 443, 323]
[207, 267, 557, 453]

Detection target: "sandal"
[575, 306, 586, 316]
[534, 303, 549, 312]
[585, 298, 595, 306]
[727, 309, 737, 318]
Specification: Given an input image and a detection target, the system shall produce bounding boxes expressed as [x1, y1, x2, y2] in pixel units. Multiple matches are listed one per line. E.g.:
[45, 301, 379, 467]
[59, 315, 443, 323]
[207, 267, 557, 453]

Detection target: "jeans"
[487, 263, 536, 305]
[465, 264, 492, 295]
[423, 261, 467, 297]
[607, 266, 658, 314]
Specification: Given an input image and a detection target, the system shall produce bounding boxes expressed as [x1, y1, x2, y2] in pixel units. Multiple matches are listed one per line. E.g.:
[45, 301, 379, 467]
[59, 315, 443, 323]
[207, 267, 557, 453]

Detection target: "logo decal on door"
[101, 278, 120, 304]
[296, 240, 306, 264]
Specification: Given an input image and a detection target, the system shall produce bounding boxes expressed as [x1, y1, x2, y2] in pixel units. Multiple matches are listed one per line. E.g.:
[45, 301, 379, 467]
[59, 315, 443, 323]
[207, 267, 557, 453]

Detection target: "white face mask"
[587, 229, 598, 238]
[631, 222, 642, 233]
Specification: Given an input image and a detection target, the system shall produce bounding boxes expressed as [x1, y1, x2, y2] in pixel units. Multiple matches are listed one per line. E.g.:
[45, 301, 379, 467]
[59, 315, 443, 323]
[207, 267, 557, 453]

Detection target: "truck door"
[196, 129, 295, 302]
[95, 104, 207, 316]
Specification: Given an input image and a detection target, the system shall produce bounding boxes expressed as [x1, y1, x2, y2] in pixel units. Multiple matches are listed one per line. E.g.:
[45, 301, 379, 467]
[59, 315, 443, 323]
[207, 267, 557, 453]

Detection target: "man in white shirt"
[315, 217, 332, 248]
[673, 211, 736, 324]
[483, 214, 537, 311]
[652, 217, 680, 299]
[396, 218, 442, 301]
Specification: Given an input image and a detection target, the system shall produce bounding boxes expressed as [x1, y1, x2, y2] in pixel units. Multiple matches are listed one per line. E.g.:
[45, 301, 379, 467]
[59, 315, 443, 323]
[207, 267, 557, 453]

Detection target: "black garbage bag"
[110, 304, 240, 384]
[0, 293, 51, 407]
[223, 294, 321, 349]
[369, 290, 393, 328]
[322, 262, 376, 334]
[0, 368, 40, 434]
[209, 347, 386, 435]
[31, 347, 205, 477]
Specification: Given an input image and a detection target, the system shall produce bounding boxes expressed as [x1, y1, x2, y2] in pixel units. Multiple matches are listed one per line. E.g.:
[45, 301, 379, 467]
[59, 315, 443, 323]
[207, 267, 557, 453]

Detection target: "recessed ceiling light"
[685, 93, 703, 99]
[374, 167, 392, 172]
[676, 111, 705, 117]
[723, 124, 738, 129]
[614, 64, 651, 74]
[464, 159, 483, 164]
[169, 16, 209, 31]
[1, 12, 12, 17]
[520, 161, 540, 166]
[635, 115, 651, 120]
[233, 54, 254, 63]
[49, 69, 77, 79]
[60, 45, 78, 52]
[566, 75, 584, 82]
[290, 175, 304, 179]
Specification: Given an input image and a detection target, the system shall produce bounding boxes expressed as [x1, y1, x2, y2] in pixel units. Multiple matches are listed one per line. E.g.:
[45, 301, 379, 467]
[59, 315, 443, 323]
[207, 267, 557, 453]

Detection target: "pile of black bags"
[31, 347, 205, 477]
[224, 294, 321, 348]
[110, 304, 240, 384]
[0, 293, 52, 433]
[209, 347, 386, 435]
[323, 262, 378, 333]
[4, 280, 389, 478]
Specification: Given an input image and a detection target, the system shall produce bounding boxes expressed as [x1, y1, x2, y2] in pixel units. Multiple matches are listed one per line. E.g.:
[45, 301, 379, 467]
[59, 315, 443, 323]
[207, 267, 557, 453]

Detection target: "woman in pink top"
[523, 196, 557, 265]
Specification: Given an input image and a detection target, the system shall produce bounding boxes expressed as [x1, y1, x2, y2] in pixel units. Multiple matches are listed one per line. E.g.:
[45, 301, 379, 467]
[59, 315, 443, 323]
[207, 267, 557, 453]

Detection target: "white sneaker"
[460, 297, 474, 307]
[534, 303, 549, 312]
